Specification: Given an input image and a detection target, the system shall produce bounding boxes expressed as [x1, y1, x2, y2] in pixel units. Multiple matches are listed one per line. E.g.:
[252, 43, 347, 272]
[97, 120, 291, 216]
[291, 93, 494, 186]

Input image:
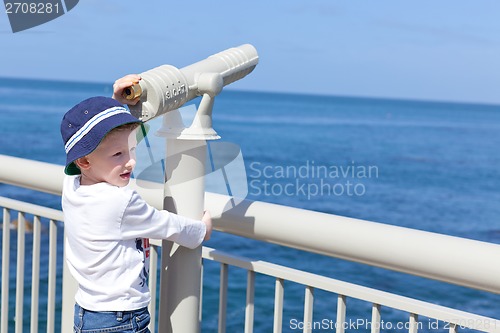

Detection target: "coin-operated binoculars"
[124, 43, 258, 138]
[125, 45, 258, 333]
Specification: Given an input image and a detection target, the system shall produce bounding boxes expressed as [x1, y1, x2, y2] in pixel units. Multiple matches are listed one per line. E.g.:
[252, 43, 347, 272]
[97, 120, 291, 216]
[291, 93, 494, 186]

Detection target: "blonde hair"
[109, 122, 141, 134]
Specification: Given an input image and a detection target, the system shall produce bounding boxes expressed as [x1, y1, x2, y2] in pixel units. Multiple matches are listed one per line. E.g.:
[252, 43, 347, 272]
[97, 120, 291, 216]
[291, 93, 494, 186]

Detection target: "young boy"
[61, 77, 212, 332]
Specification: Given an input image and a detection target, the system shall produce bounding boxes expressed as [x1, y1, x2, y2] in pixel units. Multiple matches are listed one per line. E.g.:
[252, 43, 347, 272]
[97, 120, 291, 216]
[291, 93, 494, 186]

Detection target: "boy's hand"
[202, 211, 213, 241]
[112, 74, 141, 105]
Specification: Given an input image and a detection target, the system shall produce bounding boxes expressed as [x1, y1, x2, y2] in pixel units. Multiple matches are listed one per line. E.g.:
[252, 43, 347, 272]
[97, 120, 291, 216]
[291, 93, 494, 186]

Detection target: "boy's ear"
[74, 157, 91, 170]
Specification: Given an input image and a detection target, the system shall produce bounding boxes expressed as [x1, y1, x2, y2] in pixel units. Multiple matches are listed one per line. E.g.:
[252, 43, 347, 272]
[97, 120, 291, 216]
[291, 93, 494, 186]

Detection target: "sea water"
[1, 78, 500, 332]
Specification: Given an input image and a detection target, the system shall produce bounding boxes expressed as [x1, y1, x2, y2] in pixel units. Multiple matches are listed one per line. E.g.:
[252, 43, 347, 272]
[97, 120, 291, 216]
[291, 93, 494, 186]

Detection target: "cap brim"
[65, 162, 81, 175]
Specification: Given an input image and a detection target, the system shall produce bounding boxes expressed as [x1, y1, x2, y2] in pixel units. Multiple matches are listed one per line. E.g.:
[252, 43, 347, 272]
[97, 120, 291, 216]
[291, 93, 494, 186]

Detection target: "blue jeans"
[74, 304, 151, 333]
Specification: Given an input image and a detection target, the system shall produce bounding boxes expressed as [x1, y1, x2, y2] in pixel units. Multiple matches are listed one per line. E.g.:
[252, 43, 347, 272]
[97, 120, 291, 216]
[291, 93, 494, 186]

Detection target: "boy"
[61, 76, 212, 332]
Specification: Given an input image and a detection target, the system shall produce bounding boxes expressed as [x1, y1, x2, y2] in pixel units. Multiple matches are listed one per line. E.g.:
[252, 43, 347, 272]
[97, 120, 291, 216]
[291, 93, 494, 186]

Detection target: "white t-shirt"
[62, 175, 206, 311]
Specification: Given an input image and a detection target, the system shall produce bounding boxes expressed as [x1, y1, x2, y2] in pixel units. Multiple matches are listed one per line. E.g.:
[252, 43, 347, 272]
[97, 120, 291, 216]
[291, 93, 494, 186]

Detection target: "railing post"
[157, 136, 207, 333]
[1, 208, 11, 333]
[61, 234, 79, 332]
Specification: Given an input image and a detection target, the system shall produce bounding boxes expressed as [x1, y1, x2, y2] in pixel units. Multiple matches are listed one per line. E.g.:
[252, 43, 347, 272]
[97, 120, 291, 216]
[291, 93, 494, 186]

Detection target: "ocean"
[1, 77, 500, 332]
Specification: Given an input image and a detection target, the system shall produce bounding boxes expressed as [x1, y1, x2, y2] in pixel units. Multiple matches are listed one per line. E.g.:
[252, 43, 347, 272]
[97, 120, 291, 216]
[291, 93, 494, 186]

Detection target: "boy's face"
[79, 127, 138, 187]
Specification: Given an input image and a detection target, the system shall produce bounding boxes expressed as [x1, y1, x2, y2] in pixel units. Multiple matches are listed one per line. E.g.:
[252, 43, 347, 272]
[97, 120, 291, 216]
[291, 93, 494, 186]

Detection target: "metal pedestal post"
[158, 138, 207, 333]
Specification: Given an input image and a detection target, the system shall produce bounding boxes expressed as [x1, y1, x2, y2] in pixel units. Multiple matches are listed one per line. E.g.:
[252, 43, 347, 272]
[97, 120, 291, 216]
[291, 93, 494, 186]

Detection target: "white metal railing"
[1, 197, 63, 333]
[1, 154, 500, 333]
[200, 247, 500, 333]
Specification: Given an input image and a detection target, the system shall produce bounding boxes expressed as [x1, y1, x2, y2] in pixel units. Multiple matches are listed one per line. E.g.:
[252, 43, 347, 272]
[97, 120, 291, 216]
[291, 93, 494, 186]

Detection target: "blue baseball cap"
[61, 96, 141, 175]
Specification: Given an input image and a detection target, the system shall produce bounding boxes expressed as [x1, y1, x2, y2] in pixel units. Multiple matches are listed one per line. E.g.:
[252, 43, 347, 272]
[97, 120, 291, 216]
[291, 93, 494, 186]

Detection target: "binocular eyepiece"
[123, 84, 142, 101]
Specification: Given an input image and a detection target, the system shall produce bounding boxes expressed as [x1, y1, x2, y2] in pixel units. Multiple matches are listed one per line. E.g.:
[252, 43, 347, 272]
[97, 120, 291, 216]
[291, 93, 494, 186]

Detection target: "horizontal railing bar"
[0, 155, 64, 196]
[202, 247, 500, 333]
[0, 196, 63, 222]
[205, 192, 500, 295]
[2, 155, 500, 295]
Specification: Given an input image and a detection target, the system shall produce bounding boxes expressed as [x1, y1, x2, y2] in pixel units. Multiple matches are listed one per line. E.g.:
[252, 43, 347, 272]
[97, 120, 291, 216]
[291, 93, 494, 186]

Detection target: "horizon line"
[1, 75, 499, 109]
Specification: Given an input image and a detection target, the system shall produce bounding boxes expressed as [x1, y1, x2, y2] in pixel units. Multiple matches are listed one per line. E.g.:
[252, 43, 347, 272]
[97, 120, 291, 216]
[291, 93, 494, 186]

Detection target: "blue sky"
[1, 0, 500, 104]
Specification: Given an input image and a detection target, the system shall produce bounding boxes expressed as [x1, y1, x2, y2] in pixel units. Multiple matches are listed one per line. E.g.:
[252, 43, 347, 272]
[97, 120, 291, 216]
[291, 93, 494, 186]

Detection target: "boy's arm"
[112, 74, 141, 105]
[121, 190, 210, 248]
